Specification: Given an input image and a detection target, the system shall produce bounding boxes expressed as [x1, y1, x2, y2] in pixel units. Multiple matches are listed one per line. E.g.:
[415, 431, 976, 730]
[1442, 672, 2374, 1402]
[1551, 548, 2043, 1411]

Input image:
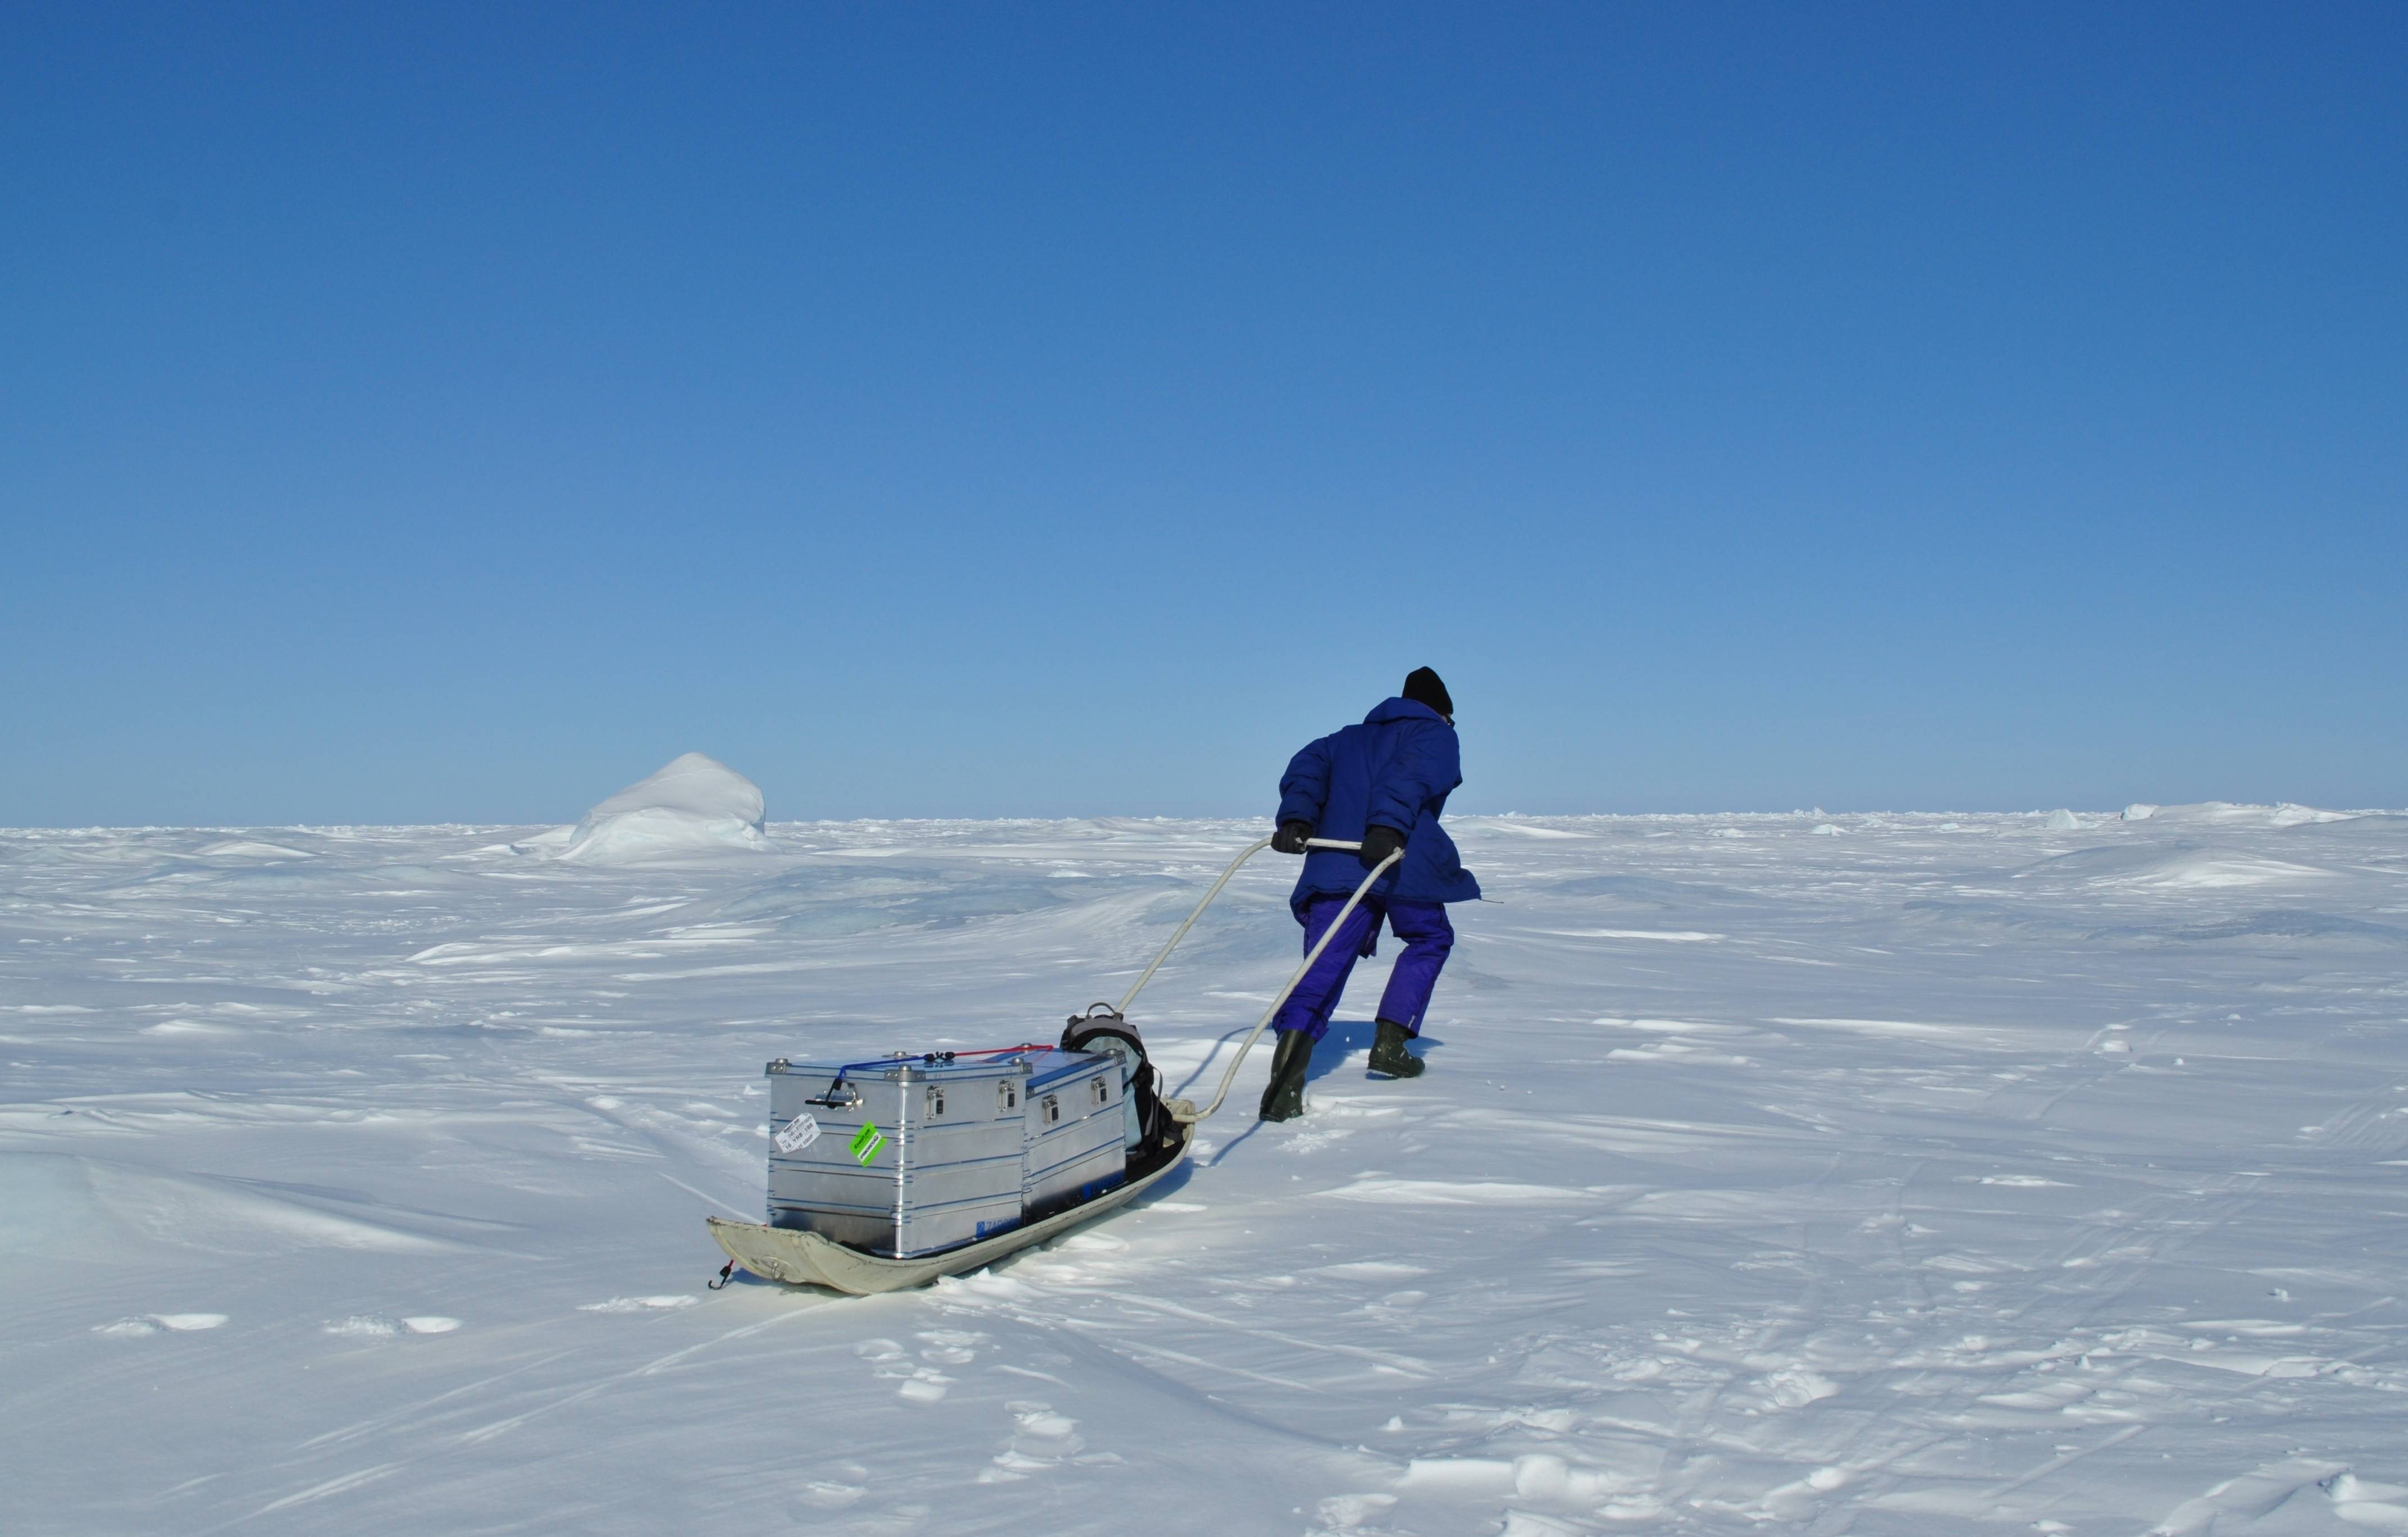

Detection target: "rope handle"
[1112, 836, 1274, 1013]
[1111, 837, 1378, 1015]
[1099, 832, 1402, 1123]
[1180, 847, 1402, 1124]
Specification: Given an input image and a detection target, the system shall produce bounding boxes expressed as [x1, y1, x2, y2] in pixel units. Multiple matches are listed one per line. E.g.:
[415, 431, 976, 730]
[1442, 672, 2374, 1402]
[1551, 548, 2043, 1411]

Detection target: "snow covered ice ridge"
[4, 802, 2408, 1534]
[512, 750, 773, 864]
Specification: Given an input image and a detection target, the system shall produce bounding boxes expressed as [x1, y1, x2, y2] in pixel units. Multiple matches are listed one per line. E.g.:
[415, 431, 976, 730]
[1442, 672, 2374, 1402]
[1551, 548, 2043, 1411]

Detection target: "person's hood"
[1363, 696, 1449, 727]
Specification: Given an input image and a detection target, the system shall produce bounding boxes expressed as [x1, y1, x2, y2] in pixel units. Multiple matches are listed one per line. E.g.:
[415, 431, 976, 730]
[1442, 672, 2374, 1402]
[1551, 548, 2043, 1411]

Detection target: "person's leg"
[1375, 902, 1454, 1032]
[1269, 897, 1379, 1043]
[1261, 897, 1379, 1121]
[1369, 901, 1453, 1078]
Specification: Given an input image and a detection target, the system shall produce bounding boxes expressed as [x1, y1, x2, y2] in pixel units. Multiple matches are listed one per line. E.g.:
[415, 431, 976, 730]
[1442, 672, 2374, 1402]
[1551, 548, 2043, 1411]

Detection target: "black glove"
[1271, 820, 1315, 855]
[1359, 824, 1407, 869]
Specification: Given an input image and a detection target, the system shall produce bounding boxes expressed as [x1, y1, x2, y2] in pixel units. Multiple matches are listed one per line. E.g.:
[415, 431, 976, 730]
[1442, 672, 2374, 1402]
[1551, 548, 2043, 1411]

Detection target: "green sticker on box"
[849, 1122, 885, 1165]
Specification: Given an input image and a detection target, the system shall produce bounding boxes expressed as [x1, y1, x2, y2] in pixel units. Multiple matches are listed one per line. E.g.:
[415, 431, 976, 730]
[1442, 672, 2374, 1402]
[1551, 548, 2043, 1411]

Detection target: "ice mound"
[539, 752, 771, 864]
[2122, 804, 2158, 822]
[2141, 802, 2356, 829]
[2044, 809, 2083, 831]
[2019, 842, 2337, 891]
[2118, 852, 2337, 890]
[194, 839, 314, 859]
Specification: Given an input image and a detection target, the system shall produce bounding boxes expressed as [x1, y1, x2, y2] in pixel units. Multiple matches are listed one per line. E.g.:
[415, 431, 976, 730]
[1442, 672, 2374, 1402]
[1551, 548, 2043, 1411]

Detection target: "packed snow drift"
[4, 802, 2407, 1535]
[517, 751, 772, 863]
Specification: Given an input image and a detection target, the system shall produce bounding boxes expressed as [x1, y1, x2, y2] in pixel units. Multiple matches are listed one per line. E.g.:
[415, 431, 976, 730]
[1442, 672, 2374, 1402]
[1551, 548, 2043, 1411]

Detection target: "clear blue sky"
[4, 4, 2401, 825]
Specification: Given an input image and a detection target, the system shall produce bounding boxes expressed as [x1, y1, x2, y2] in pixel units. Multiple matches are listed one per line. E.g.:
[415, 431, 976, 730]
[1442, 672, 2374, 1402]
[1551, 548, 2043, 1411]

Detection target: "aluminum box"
[1023, 1053, 1127, 1217]
[767, 1054, 1028, 1258]
[764, 1049, 1128, 1260]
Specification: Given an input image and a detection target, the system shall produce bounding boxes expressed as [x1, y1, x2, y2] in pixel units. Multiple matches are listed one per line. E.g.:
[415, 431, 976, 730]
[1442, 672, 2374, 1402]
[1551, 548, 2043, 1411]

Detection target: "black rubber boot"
[1257, 1029, 1314, 1122]
[1367, 1018, 1426, 1079]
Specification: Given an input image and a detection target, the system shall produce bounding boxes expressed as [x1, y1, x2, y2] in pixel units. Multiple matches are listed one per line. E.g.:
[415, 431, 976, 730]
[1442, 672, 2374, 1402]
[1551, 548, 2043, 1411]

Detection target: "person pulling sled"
[1261, 667, 1481, 1121]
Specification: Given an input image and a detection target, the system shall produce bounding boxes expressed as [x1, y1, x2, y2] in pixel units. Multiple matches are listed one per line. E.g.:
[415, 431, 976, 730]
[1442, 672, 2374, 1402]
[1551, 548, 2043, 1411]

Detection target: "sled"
[706, 833, 1398, 1295]
[706, 1110, 1195, 1294]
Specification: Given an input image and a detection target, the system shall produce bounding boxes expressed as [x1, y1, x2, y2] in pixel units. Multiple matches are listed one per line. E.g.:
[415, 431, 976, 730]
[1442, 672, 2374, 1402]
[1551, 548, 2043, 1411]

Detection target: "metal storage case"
[1022, 1053, 1128, 1217]
[765, 1050, 1126, 1260]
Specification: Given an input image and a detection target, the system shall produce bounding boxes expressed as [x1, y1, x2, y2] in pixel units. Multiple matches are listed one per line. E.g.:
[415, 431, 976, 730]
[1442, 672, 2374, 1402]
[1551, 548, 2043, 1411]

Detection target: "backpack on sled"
[1061, 1005, 1182, 1176]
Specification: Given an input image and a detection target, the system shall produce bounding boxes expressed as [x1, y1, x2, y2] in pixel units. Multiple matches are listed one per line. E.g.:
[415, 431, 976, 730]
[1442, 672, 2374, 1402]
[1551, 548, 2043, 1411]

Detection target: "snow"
[2018, 842, 2341, 892]
[5, 805, 2408, 1534]
[530, 751, 772, 863]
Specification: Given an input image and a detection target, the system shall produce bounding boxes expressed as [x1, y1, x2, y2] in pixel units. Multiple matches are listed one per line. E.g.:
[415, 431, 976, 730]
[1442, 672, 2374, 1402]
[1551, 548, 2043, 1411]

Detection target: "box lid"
[767, 1052, 1038, 1082]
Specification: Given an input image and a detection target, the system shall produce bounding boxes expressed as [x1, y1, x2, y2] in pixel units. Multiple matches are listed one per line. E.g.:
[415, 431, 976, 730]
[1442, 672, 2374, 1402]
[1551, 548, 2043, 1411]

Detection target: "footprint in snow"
[1009, 1402, 1079, 1441]
[856, 1337, 950, 1401]
[978, 1401, 1096, 1483]
[795, 1462, 869, 1507]
[578, 1296, 698, 1313]
[1316, 1493, 1399, 1528]
[95, 1313, 227, 1337]
[917, 1327, 984, 1365]
[1761, 1366, 1841, 1408]
[797, 1480, 864, 1509]
[322, 1314, 458, 1337]
[896, 1371, 952, 1404]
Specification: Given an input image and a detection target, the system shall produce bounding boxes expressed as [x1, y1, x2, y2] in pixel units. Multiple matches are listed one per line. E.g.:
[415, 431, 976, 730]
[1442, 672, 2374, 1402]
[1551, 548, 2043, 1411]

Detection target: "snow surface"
[6, 802, 2408, 1534]
[521, 751, 771, 863]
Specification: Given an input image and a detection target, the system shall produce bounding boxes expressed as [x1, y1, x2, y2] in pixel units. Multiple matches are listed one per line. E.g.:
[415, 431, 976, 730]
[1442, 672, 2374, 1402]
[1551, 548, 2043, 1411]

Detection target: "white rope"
[1114, 836, 1274, 1015]
[1179, 841, 1402, 1124]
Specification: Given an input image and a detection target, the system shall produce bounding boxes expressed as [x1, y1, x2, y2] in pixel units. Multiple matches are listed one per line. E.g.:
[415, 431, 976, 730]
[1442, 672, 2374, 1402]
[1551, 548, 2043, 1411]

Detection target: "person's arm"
[1365, 721, 1462, 833]
[1276, 735, 1335, 829]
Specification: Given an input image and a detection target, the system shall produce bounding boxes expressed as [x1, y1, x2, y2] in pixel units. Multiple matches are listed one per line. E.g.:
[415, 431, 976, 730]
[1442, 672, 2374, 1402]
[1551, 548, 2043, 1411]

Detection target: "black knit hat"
[1402, 667, 1453, 719]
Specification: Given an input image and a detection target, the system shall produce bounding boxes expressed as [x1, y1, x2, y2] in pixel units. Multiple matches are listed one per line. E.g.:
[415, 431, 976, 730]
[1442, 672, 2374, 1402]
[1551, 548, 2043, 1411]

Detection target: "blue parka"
[1276, 696, 1482, 920]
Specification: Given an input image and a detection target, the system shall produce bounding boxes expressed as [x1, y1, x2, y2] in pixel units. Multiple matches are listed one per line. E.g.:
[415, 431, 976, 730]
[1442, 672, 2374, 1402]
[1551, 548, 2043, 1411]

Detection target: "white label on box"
[773, 1112, 821, 1154]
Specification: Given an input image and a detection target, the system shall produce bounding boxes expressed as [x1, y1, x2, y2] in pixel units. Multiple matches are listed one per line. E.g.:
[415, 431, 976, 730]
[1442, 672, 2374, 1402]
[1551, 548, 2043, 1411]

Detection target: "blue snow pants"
[1269, 898, 1454, 1043]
